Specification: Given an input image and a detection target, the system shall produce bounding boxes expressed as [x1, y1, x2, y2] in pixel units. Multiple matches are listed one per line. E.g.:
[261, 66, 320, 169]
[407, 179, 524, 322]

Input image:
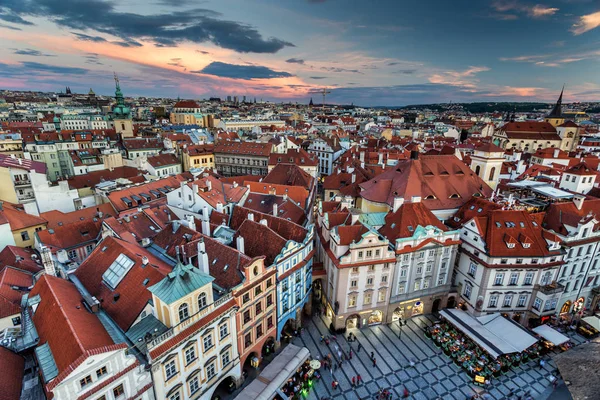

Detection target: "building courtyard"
[287, 314, 586, 400]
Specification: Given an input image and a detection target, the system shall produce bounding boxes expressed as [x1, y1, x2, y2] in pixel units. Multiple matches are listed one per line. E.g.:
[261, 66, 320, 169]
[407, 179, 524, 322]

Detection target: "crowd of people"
[425, 320, 542, 382]
[280, 358, 320, 399]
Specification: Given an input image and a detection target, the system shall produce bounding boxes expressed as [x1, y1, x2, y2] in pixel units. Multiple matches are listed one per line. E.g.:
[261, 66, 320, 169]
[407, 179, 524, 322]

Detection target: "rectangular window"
[488, 295, 498, 308]
[96, 366, 107, 379]
[468, 263, 477, 277]
[189, 376, 200, 394]
[219, 323, 228, 339]
[378, 290, 386, 302]
[349, 295, 357, 307]
[416, 266, 423, 274]
[266, 278, 273, 288]
[524, 272, 534, 285]
[256, 324, 263, 338]
[222, 351, 231, 367]
[494, 273, 504, 286]
[367, 277, 373, 285]
[20, 231, 30, 241]
[243, 310, 251, 324]
[203, 334, 213, 352]
[185, 346, 196, 365]
[112, 384, 124, 399]
[351, 267, 359, 273]
[165, 360, 177, 380]
[206, 363, 216, 380]
[437, 274, 446, 286]
[464, 284, 472, 299]
[533, 297, 542, 311]
[358, 251, 363, 259]
[80, 375, 92, 389]
[503, 294, 513, 307]
[381, 275, 388, 283]
[400, 268, 407, 278]
[414, 280, 421, 291]
[364, 293, 372, 304]
[255, 302, 262, 315]
[509, 273, 519, 285]
[516, 258, 523, 264]
[266, 294, 273, 307]
[517, 295, 527, 307]
[242, 293, 250, 304]
[350, 280, 357, 287]
[267, 315, 274, 329]
[375, 249, 381, 257]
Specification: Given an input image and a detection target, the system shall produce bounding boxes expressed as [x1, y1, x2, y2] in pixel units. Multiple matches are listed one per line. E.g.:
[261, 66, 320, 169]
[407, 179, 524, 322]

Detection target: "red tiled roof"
[474, 142, 504, 153]
[244, 193, 306, 225]
[186, 176, 248, 209]
[0, 267, 33, 318]
[185, 144, 214, 156]
[230, 206, 308, 244]
[565, 162, 598, 176]
[36, 219, 101, 251]
[30, 276, 115, 381]
[245, 182, 308, 206]
[0, 246, 42, 274]
[236, 219, 287, 265]
[173, 100, 200, 109]
[41, 204, 115, 230]
[122, 137, 163, 151]
[447, 197, 502, 229]
[67, 166, 142, 190]
[263, 164, 314, 189]
[268, 148, 318, 167]
[107, 175, 185, 212]
[0, 202, 47, 230]
[336, 224, 369, 246]
[543, 198, 600, 235]
[558, 121, 578, 128]
[359, 155, 492, 211]
[0, 347, 24, 400]
[379, 202, 447, 241]
[146, 153, 180, 169]
[74, 237, 172, 330]
[214, 141, 272, 157]
[0, 154, 46, 174]
[501, 121, 557, 133]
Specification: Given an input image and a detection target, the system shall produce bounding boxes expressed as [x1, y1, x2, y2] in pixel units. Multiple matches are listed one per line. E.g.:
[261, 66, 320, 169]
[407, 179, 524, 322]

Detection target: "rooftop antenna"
[319, 88, 331, 114]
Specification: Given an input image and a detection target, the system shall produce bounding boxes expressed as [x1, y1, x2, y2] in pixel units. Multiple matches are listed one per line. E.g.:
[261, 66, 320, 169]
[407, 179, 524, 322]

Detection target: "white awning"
[440, 309, 539, 359]
[234, 344, 310, 400]
[532, 324, 570, 346]
[582, 315, 600, 331]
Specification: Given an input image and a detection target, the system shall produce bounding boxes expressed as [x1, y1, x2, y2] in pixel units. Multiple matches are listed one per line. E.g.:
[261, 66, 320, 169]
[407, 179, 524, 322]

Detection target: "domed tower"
[112, 73, 134, 138]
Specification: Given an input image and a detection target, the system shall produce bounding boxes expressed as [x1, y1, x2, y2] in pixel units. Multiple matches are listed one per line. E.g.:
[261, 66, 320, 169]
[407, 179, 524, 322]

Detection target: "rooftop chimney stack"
[236, 236, 245, 254]
[40, 246, 56, 277]
[201, 220, 211, 237]
[216, 202, 224, 213]
[186, 214, 196, 231]
[248, 213, 255, 222]
[273, 203, 278, 216]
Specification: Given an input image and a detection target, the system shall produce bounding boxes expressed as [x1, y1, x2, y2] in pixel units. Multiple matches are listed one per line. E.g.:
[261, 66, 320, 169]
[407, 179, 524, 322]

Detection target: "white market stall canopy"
[582, 315, 600, 331]
[440, 309, 539, 359]
[233, 344, 310, 400]
[532, 324, 569, 346]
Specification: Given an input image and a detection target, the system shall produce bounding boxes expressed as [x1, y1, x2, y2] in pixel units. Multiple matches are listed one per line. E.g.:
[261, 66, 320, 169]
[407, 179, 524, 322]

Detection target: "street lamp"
[397, 319, 406, 339]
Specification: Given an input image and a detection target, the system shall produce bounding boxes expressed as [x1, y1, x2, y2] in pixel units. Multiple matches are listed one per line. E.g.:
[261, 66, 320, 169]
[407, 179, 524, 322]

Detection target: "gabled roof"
[335, 224, 369, 246]
[146, 153, 180, 169]
[173, 100, 200, 109]
[187, 176, 248, 208]
[214, 141, 272, 157]
[379, 202, 447, 241]
[262, 164, 314, 189]
[0, 347, 24, 400]
[0, 154, 46, 174]
[0, 246, 42, 274]
[107, 175, 185, 212]
[36, 219, 101, 251]
[447, 197, 503, 229]
[148, 262, 214, 305]
[244, 193, 306, 225]
[230, 206, 308, 244]
[0, 202, 47, 230]
[0, 267, 33, 318]
[543, 198, 600, 236]
[236, 219, 286, 265]
[245, 181, 308, 206]
[359, 155, 492, 211]
[268, 148, 318, 167]
[40, 203, 115, 230]
[30, 275, 115, 381]
[74, 236, 172, 330]
[185, 144, 214, 156]
[565, 162, 598, 176]
[67, 166, 142, 190]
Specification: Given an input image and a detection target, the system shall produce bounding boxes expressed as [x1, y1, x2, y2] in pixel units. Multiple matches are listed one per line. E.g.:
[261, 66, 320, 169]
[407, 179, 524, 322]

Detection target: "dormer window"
[507, 243, 515, 249]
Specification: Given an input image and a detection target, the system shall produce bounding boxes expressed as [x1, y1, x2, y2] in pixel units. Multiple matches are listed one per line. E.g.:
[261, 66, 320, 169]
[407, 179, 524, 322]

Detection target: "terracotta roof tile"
[0, 347, 24, 400]
[379, 202, 447, 241]
[0, 246, 42, 274]
[262, 164, 314, 189]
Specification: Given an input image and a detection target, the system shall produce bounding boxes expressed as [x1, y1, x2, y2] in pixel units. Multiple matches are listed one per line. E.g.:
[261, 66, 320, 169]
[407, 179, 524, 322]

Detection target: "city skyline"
[1, 0, 600, 105]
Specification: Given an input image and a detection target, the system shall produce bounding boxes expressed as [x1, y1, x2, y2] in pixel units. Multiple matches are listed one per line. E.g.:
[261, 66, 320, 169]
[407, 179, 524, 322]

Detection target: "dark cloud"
[112, 39, 143, 48]
[71, 32, 107, 42]
[84, 53, 103, 65]
[320, 66, 363, 74]
[196, 50, 210, 55]
[0, 23, 22, 30]
[21, 61, 88, 75]
[309, 76, 327, 79]
[2, 0, 293, 53]
[286, 58, 305, 64]
[392, 69, 417, 75]
[193, 61, 293, 79]
[12, 48, 55, 56]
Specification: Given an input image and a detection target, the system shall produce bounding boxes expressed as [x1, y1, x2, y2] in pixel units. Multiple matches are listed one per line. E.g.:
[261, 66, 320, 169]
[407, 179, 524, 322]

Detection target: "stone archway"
[446, 296, 456, 308]
[392, 307, 404, 322]
[346, 314, 360, 329]
[432, 298, 441, 314]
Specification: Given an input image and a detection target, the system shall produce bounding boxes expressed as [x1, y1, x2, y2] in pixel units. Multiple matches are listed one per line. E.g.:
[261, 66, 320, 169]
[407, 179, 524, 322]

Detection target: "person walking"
[373, 357, 377, 367]
[370, 351, 375, 360]
[539, 359, 546, 369]
[349, 349, 353, 359]
[351, 376, 356, 387]
[331, 380, 339, 390]
[357, 342, 362, 352]
[357, 374, 362, 385]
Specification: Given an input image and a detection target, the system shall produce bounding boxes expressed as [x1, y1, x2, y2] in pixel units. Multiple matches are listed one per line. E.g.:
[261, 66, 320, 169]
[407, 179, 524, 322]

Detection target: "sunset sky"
[1, 0, 600, 105]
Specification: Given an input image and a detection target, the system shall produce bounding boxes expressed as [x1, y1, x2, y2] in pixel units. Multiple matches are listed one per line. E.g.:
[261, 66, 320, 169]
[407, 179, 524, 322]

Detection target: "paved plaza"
[289, 314, 586, 400]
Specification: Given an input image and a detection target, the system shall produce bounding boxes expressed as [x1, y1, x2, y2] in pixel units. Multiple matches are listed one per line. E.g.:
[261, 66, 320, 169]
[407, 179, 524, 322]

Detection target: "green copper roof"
[358, 212, 387, 228]
[148, 262, 214, 305]
[35, 343, 58, 383]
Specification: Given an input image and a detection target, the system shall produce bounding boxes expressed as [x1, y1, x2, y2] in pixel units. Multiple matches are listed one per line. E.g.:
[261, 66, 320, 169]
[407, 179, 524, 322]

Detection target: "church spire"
[548, 85, 564, 118]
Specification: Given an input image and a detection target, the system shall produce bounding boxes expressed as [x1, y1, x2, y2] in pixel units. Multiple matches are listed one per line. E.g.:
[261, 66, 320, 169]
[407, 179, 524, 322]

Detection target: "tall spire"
[548, 85, 564, 118]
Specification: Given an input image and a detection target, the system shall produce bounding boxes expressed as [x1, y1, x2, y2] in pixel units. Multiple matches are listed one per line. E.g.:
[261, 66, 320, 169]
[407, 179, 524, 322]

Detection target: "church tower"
[470, 142, 505, 190]
[112, 73, 134, 138]
[545, 86, 566, 128]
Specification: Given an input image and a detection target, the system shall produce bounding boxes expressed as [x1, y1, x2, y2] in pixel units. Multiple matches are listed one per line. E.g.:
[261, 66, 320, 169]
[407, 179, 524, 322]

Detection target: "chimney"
[574, 194, 585, 210]
[359, 151, 365, 162]
[202, 219, 211, 236]
[248, 212, 254, 222]
[411, 195, 422, 203]
[186, 214, 196, 231]
[259, 219, 268, 226]
[273, 203, 278, 216]
[123, 215, 131, 223]
[236, 236, 245, 254]
[351, 173, 356, 183]
[360, 161, 365, 169]
[233, 181, 238, 188]
[172, 220, 180, 233]
[283, 194, 288, 201]
[18, 158, 22, 165]
[392, 196, 404, 213]
[192, 183, 198, 194]
[207, 180, 212, 191]
[216, 202, 224, 213]
[197, 243, 210, 275]
[40, 246, 56, 276]
[202, 206, 209, 221]
[410, 150, 419, 160]
[378, 153, 384, 165]
[141, 256, 149, 266]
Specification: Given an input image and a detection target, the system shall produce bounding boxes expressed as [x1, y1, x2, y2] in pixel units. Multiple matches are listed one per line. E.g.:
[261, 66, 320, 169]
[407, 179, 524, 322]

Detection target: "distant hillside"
[400, 102, 553, 113]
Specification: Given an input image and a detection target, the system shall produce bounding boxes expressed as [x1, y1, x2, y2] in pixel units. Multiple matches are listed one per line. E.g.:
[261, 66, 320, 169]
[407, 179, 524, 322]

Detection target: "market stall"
[428, 309, 541, 383]
[533, 324, 571, 352]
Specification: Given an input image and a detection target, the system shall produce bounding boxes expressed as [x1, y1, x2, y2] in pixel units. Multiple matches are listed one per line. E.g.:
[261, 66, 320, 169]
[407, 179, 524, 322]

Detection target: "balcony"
[535, 282, 565, 296]
[13, 179, 31, 187]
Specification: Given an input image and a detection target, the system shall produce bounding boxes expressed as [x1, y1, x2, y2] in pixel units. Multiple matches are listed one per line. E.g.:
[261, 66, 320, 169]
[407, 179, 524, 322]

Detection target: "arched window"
[178, 303, 189, 322]
[489, 167, 496, 181]
[475, 165, 481, 176]
[198, 293, 207, 309]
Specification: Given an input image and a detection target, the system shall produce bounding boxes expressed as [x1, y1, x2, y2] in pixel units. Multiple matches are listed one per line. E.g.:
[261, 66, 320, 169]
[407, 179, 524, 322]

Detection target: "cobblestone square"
[289, 314, 586, 399]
